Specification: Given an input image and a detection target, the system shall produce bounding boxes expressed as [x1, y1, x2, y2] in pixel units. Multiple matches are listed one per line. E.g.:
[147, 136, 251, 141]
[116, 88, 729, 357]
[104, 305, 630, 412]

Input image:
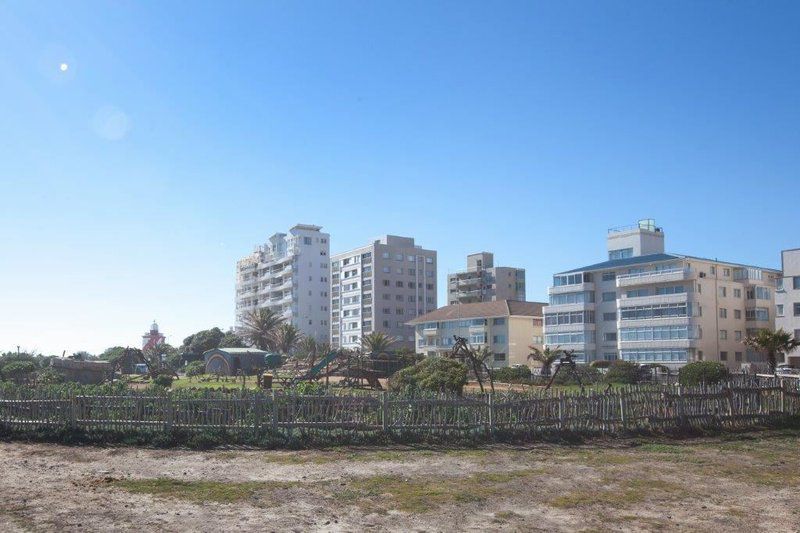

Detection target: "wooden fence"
[1, 378, 799, 441]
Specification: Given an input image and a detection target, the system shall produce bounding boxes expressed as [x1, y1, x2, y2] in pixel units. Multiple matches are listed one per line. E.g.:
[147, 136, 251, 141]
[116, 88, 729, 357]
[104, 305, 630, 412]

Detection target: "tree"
[1, 360, 38, 383]
[275, 323, 302, 355]
[185, 361, 206, 378]
[297, 337, 330, 369]
[239, 309, 285, 351]
[528, 346, 563, 377]
[361, 332, 398, 357]
[179, 327, 226, 363]
[743, 329, 800, 374]
[449, 336, 495, 393]
[219, 329, 246, 348]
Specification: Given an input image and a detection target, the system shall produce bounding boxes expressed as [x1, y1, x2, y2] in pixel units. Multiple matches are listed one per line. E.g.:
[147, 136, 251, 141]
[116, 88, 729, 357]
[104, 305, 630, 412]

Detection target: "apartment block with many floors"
[331, 235, 437, 351]
[543, 220, 780, 370]
[235, 224, 330, 343]
[447, 252, 525, 305]
[409, 300, 545, 368]
[777, 248, 800, 366]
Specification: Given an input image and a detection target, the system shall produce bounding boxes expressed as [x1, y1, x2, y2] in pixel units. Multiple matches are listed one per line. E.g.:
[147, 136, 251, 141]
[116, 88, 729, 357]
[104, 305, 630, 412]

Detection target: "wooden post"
[619, 393, 627, 431]
[381, 391, 388, 433]
[69, 394, 77, 429]
[558, 394, 565, 431]
[254, 394, 263, 433]
[165, 398, 173, 432]
[271, 391, 278, 435]
[487, 393, 495, 437]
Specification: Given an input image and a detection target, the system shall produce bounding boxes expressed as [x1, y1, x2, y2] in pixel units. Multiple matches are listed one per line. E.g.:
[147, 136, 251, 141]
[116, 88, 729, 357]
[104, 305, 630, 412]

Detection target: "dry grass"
[112, 478, 298, 504]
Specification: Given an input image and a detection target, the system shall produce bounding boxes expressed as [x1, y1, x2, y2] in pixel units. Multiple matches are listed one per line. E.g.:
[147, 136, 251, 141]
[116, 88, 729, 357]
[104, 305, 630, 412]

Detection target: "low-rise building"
[543, 220, 780, 370]
[203, 347, 270, 376]
[408, 300, 545, 368]
[777, 248, 800, 366]
[447, 252, 525, 305]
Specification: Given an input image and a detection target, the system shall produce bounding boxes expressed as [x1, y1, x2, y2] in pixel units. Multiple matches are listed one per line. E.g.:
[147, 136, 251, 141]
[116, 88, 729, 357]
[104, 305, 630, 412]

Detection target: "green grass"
[112, 478, 297, 503]
[549, 478, 686, 509]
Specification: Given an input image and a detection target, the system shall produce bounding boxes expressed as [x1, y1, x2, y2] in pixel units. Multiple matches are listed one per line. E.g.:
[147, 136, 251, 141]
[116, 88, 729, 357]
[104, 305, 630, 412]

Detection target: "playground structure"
[257, 350, 390, 390]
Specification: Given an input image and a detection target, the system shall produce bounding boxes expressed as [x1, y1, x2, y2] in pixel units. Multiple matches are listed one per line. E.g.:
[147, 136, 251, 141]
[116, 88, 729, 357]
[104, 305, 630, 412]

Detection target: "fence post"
[780, 379, 786, 415]
[69, 394, 77, 429]
[619, 393, 627, 431]
[488, 393, 495, 437]
[271, 391, 278, 435]
[254, 394, 263, 434]
[164, 397, 173, 433]
[381, 391, 388, 433]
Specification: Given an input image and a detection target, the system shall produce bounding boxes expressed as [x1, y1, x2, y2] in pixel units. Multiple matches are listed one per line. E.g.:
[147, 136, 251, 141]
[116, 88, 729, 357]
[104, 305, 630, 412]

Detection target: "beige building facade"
[544, 220, 780, 370]
[331, 236, 437, 351]
[409, 300, 545, 368]
[777, 248, 800, 366]
[447, 252, 525, 305]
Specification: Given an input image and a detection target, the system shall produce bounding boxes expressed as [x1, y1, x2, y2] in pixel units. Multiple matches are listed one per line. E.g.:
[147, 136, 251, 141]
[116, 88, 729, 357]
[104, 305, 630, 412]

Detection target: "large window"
[553, 272, 592, 287]
[619, 302, 689, 320]
[745, 307, 769, 321]
[545, 331, 595, 345]
[621, 349, 688, 362]
[755, 286, 771, 300]
[544, 311, 595, 326]
[619, 325, 691, 341]
[549, 291, 595, 305]
[609, 248, 633, 260]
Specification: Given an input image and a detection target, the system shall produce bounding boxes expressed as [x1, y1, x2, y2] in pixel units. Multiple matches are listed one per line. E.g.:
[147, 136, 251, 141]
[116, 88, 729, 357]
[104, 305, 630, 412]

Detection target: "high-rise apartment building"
[777, 248, 800, 366]
[331, 235, 437, 351]
[543, 220, 780, 370]
[235, 224, 330, 343]
[447, 252, 525, 305]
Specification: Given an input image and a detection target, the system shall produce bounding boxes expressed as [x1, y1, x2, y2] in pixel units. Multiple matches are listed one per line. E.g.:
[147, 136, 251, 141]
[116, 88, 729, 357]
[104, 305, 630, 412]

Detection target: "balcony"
[618, 292, 690, 307]
[616, 268, 692, 288]
[548, 282, 595, 296]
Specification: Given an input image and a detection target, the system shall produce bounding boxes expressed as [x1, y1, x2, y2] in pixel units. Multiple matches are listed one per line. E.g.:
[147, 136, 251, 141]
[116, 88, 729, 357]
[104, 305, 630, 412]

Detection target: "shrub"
[36, 367, 64, 385]
[551, 365, 601, 385]
[490, 366, 531, 383]
[185, 361, 205, 378]
[1, 360, 38, 382]
[604, 361, 642, 384]
[265, 353, 283, 370]
[152, 374, 174, 388]
[389, 357, 468, 394]
[590, 360, 611, 369]
[679, 361, 729, 386]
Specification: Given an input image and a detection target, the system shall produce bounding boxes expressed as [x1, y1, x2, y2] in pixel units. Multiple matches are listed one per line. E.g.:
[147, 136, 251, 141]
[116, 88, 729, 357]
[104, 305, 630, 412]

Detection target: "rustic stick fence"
[1, 378, 798, 442]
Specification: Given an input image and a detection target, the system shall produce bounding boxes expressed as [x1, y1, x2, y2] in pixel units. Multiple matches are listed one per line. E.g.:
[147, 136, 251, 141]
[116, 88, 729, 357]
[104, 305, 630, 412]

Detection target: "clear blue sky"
[1, 1, 798, 355]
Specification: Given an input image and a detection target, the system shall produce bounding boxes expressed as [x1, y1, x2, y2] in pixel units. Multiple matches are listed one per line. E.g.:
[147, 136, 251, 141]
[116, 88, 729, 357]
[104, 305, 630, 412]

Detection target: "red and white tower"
[142, 320, 166, 351]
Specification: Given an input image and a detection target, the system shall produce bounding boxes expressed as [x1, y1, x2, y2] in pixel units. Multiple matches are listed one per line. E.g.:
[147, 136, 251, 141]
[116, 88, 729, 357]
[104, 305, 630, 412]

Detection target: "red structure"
[142, 320, 166, 351]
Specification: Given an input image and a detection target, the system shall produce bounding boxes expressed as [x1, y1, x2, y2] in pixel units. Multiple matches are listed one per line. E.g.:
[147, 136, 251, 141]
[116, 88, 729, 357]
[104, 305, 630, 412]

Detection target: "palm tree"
[275, 323, 303, 358]
[528, 346, 563, 377]
[743, 329, 800, 375]
[361, 332, 398, 357]
[239, 308, 285, 351]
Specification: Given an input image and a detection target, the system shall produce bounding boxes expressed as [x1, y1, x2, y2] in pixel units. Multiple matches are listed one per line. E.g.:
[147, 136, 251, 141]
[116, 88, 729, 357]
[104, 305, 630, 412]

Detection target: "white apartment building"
[543, 220, 780, 370]
[777, 248, 800, 366]
[447, 252, 525, 305]
[331, 235, 437, 351]
[235, 224, 330, 343]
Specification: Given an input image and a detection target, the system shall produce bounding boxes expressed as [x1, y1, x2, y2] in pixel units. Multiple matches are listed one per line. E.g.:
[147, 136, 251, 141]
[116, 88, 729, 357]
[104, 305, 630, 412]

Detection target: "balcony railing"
[616, 268, 691, 288]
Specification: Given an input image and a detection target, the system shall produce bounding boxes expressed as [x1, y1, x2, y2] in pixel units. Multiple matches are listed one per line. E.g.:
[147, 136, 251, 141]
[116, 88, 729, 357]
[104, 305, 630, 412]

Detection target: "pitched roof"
[203, 347, 269, 355]
[407, 300, 545, 325]
[557, 252, 780, 275]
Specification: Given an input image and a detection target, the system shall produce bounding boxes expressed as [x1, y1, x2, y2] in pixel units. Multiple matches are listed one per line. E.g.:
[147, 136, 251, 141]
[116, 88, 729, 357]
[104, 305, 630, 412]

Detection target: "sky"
[0, 1, 798, 355]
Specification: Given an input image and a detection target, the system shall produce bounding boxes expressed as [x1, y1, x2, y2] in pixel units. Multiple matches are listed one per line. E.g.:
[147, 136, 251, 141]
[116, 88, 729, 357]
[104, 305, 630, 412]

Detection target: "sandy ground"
[1, 429, 799, 532]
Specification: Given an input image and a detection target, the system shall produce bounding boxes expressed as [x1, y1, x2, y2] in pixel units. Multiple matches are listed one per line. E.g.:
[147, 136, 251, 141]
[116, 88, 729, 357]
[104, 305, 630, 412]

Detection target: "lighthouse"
[142, 320, 166, 351]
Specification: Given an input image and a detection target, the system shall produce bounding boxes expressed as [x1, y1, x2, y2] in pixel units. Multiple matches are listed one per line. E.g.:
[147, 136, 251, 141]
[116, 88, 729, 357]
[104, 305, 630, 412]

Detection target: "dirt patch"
[1, 430, 799, 531]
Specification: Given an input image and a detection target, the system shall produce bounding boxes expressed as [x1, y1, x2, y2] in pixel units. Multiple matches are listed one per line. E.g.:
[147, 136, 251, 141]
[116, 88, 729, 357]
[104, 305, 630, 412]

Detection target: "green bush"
[36, 367, 64, 384]
[603, 361, 642, 384]
[490, 366, 531, 383]
[679, 361, 729, 386]
[551, 364, 601, 385]
[590, 360, 611, 369]
[185, 361, 205, 378]
[389, 357, 468, 394]
[152, 374, 174, 388]
[1, 360, 38, 382]
[265, 353, 283, 370]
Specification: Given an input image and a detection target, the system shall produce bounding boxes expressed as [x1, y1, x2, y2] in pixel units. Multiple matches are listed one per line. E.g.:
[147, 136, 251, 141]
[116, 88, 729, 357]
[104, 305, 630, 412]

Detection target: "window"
[777, 304, 784, 317]
[656, 285, 686, 295]
[719, 308, 727, 319]
[492, 335, 506, 344]
[795, 303, 800, 317]
[382, 266, 390, 273]
[719, 287, 727, 297]
[603, 332, 617, 342]
[303, 237, 312, 245]
[620, 325, 692, 341]
[602, 272, 616, 281]
[426, 257, 433, 264]
[620, 302, 689, 320]
[720, 330, 727, 340]
[723, 268, 731, 277]
[602, 291, 616, 302]
[621, 349, 688, 362]
[544, 311, 595, 326]
[609, 248, 633, 260]
[545, 331, 595, 345]
[493, 318, 506, 325]
[735, 351, 742, 362]
[720, 351, 728, 361]
[552, 273, 589, 286]
[395, 254, 403, 261]
[710, 266, 716, 275]
[395, 281, 403, 288]
[745, 308, 770, 321]
[755, 286, 770, 300]
[794, 276, 800, 290]
[735, 331, 742, 341]
[603, 312, 617, 321]
[734, 309, 742, 319]
[549, 291, 595, 305]
[733, 288, 741, 298]
[381, 252, 390, 259]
